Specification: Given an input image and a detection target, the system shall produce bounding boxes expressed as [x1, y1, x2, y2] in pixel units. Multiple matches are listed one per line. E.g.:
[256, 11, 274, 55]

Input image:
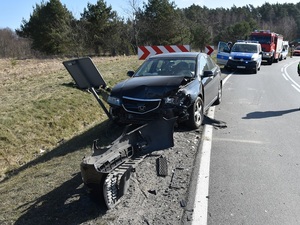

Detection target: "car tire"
[186, 97, 204, 129]
[253, 65, 258, 74]
[268, 58, 273, 65]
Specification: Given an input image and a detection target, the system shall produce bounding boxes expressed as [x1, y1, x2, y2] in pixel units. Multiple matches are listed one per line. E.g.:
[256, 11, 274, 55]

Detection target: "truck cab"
[249, 30, 283, 65]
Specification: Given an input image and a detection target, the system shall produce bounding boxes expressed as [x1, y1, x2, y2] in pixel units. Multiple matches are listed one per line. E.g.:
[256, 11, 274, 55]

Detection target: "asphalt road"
[193, 57, 300, 225]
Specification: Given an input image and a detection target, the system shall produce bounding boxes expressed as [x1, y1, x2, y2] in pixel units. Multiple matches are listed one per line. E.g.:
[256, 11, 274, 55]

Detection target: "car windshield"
[134, 58, 196, 77]
[249, 35, 271, 44]
[231, 44, 258, 53]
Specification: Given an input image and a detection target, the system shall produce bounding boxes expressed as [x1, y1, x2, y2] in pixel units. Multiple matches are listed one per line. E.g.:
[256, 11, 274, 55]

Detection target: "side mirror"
[203, 70, 213, 77]
[127, 71, 135, 77]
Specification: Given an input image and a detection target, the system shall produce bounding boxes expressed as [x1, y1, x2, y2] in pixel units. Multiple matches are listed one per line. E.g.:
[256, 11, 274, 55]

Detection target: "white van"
[280, 41, 289, 60]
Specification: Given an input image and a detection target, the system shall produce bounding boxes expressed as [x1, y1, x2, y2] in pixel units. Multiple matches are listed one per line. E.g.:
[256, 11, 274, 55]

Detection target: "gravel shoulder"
[99, 127, 202, 225]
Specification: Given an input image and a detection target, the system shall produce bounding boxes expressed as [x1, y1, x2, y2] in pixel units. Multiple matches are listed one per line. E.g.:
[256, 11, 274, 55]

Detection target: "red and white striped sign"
[205, 45, 214, 55]
[138, 45, 190, 60]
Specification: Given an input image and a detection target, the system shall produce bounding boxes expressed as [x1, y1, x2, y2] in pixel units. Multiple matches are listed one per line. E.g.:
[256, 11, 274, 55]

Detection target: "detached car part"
[63, 57, 176, 209]
[81, 117, 175, 209]
[63, 57, 111, 119]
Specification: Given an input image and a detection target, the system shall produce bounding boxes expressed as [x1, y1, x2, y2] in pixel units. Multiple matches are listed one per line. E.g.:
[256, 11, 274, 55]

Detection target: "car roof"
[149, 52, 204, 59]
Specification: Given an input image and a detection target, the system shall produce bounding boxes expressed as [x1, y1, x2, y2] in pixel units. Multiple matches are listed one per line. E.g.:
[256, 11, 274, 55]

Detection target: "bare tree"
[0, 28, 32, 58]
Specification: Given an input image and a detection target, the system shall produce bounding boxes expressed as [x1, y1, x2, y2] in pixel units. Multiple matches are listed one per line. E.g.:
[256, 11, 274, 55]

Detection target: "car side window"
[206, 56, 216, 70]
[199, 56, 207, 74]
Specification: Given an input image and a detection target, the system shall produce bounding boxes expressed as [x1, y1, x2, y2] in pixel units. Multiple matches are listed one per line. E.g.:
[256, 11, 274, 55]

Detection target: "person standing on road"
[298, 61, 300, 76]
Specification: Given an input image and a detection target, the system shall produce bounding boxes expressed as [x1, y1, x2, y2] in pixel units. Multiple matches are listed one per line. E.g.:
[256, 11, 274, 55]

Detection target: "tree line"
[1, 0, 300, 58]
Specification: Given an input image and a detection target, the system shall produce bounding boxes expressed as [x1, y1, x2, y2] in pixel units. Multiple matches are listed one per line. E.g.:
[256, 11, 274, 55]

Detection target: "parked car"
[107, 52, 222, 129]
[293, 45, 300, 56]
[280, 41, 289, 60]
[227, 41, 262, 74]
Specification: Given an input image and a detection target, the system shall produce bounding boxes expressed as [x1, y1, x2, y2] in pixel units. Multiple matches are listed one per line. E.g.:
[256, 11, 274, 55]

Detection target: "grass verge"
[0, 56, 142, 180]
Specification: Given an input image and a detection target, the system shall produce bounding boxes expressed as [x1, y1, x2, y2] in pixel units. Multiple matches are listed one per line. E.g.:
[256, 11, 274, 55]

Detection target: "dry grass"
[0, 56, 142, 224]
[0, 56, 142, 180]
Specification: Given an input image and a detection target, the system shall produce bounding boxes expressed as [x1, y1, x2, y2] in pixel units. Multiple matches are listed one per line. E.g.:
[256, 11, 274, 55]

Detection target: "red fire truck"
[249, 30, 283, 65]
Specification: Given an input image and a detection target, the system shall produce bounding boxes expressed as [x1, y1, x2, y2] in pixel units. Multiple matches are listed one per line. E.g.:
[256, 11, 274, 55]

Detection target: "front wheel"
[268, 57, 273, 65]
[186, 97, 204, 129]
[253, 65, 258, 74]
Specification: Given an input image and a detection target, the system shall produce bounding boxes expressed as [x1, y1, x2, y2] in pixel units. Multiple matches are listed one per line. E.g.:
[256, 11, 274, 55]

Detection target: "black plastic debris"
[157, 155, 168, 176]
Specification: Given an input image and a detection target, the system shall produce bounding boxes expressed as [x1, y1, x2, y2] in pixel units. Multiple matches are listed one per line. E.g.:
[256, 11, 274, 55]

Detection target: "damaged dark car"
[107, 52, 223, 129]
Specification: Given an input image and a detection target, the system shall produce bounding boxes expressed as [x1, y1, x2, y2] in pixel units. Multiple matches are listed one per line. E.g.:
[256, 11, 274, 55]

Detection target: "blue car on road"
[217, 41, 262, 74]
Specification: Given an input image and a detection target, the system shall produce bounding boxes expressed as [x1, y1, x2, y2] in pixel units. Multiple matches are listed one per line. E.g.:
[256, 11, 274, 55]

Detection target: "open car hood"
[111, 76, 185, 99]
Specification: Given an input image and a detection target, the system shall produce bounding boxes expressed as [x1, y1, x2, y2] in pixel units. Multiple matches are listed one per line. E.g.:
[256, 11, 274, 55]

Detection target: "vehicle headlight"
[164, 96, 177, 104]
[229, 56, 233, 60]
[164, 92, 186, 106]
[107, 96, 122, 106]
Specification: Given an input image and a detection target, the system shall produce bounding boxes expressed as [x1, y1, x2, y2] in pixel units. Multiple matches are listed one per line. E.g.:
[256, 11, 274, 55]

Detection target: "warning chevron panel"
[138, 45, 190, 60]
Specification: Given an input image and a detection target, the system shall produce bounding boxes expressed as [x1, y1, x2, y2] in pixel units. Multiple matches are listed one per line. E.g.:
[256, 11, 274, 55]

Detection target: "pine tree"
[16, 0, 74, 55]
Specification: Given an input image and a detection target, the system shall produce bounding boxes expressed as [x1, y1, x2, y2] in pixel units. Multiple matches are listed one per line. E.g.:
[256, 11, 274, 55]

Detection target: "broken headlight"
[107, 96, 122, 106]
[164, 91, 186, 106]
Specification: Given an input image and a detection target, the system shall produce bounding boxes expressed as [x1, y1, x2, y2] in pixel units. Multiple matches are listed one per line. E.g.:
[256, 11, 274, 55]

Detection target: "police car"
[217, 41, 262, 74]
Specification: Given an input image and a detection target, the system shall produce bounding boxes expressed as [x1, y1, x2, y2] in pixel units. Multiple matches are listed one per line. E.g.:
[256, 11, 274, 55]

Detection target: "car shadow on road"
[242, 108, 300, 119]
[14, 173, 107, 225]
[203, 115, 227, 129]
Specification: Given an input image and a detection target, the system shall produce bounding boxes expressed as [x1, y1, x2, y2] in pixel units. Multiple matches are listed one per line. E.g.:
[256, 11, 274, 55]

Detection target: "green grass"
[0, 56, 142, 179]
[0, 55, 142, 223]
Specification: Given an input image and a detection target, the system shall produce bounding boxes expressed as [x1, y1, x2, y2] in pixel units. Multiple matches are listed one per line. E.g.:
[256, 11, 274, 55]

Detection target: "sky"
[1, 0, 299, 30]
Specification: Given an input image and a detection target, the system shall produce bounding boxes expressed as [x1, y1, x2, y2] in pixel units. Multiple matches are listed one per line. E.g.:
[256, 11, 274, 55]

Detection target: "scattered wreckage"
[63, 54, 222, 208]
[63, 57, 175, 209]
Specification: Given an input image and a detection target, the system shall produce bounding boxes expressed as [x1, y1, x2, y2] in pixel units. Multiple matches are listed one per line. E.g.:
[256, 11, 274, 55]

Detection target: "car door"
[199, 55, 219, 108]
[216, 41, 230, 66]
[257, 45, 262, 67]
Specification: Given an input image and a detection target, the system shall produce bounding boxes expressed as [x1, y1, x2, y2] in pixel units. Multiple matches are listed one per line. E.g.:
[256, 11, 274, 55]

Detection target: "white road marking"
[291, 84, 300, 92]
[192, 73, 232, 225]
[192, 107, 214, 225]
[282, 73, 288, 80]
[282, 61, 300, 91]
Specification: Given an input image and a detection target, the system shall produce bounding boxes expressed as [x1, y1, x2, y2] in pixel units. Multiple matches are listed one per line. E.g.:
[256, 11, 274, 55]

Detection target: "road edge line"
[191, 106, 215, 225]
